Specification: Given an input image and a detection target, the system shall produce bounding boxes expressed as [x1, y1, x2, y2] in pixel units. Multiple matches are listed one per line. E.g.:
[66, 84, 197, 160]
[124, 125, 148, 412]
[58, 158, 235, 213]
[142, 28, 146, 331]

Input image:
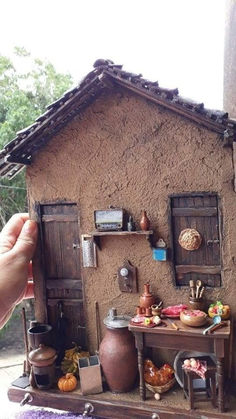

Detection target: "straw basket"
[145, 377, 176, 394]
[178, 228, 202, 251]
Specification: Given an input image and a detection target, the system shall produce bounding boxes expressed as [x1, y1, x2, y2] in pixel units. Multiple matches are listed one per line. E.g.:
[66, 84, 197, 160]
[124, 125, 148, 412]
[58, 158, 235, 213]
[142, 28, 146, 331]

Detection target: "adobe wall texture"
[27, 88, 236, 353]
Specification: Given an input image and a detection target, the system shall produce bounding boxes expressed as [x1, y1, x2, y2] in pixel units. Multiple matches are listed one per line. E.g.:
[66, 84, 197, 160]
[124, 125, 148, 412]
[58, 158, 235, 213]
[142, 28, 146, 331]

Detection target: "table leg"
[138, 348, 146, 401]
[216, 357, 224, 412]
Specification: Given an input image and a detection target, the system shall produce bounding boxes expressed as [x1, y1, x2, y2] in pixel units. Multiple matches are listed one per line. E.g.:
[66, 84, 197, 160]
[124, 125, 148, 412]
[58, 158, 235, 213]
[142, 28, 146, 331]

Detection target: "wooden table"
[129, 319, 231, 413]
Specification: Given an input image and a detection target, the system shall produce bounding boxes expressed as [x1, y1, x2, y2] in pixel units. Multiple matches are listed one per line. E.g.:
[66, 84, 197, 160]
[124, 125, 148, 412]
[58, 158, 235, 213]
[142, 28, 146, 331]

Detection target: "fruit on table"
[144, 317, 152, 326]
[208, 301, 230, 319]
[61, 358, 77, 375]
[152, 315, 161, 325]
[58, 373, 77, 392]
[61, 344, 89, 375]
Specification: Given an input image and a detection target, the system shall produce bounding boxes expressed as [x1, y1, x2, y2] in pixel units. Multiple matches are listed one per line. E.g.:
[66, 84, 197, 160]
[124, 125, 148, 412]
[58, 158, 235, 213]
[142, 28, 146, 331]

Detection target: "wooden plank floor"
[2, 351, 236, 418]
[0, 352, 26, 419]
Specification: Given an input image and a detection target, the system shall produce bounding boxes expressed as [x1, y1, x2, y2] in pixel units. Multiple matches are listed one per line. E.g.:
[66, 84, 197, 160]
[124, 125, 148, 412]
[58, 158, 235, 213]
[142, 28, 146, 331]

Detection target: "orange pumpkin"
[58, 373, 77, 392]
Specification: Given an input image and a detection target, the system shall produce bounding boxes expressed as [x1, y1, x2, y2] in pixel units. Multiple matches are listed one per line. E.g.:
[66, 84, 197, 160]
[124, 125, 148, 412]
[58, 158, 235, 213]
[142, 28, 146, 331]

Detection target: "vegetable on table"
[58, 373, 78, 392]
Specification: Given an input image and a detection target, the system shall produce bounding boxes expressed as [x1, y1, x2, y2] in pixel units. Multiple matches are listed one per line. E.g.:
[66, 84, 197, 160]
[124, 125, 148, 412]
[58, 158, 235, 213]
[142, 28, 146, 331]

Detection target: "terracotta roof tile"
[0, 59, 236, 179]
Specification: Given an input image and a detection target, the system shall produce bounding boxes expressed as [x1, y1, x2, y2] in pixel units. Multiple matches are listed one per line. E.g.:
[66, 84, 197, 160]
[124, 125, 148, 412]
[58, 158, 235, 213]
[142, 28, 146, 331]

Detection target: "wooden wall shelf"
[87, 230, 153, 249]
[91, 230, 153, 236]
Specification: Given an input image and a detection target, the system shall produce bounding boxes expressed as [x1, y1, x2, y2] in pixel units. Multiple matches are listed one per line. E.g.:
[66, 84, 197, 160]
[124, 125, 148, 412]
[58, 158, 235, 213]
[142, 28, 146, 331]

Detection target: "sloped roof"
[1, 59, 236, 179]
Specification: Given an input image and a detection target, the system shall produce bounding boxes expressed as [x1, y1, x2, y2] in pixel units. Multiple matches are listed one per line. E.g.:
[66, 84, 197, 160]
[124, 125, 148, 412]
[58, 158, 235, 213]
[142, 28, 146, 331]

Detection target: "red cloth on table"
[182, 359, 207, 380]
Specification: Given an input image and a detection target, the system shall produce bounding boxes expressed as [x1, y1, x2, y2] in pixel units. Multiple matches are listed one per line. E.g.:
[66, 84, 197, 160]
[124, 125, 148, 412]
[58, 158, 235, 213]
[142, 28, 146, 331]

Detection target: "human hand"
[0, 213, 38, 328]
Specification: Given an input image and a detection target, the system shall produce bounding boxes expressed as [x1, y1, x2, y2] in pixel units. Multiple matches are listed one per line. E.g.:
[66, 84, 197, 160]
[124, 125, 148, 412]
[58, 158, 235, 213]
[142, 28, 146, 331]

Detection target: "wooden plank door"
[170, 194, 222, 287]
[39, 203, 86, 349]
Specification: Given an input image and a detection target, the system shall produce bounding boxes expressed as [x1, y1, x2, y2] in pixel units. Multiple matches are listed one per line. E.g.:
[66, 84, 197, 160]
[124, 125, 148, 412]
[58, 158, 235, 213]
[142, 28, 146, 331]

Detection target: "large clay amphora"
[99, 308, 138, 393]
[139, 283, 155, 309]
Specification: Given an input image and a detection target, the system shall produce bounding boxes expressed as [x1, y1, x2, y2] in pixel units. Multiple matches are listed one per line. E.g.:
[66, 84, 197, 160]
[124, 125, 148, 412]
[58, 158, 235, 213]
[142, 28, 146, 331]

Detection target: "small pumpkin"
[58, 373, 77, 392]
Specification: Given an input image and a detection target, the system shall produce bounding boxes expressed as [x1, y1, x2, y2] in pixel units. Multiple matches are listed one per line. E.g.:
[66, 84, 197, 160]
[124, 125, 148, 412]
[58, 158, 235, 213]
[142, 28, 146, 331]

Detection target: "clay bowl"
[180, 309, 207, 327]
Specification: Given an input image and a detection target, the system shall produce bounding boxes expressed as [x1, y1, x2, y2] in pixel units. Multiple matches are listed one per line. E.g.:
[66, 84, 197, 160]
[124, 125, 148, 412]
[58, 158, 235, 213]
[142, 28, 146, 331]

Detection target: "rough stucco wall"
[27, 88, 235, 353]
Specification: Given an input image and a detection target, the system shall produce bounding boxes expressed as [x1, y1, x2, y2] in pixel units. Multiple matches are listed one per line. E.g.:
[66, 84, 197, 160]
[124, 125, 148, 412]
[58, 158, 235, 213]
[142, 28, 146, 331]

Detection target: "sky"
[1, 0, 226, 109]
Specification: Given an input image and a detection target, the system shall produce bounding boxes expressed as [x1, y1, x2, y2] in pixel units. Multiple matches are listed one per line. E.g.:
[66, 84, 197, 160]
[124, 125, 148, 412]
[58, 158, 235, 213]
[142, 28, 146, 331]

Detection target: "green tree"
[0, 48, 73, 227]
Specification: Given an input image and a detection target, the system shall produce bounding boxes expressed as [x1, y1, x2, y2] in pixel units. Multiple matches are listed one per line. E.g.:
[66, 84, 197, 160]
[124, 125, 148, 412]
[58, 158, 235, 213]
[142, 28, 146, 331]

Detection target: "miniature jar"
[188, 296, 205, 311]
[99, 308, 138, 393]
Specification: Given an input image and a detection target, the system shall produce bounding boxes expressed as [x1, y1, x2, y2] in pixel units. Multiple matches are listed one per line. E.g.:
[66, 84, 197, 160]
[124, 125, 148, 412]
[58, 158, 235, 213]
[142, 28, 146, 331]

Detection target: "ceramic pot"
[140, 210, 150, 231]
[99, 309, 137, 393]
[139, 283, 155, 309]
[28, 344, 57, 367]
[188, 296, 205, 311]
[28, 323, 52, 349]
[151, 304, 162, 316]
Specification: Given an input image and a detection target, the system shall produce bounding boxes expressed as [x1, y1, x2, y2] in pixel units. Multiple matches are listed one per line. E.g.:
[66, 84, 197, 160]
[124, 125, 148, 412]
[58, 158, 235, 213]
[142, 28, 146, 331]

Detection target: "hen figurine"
[144, 359, 174, 386]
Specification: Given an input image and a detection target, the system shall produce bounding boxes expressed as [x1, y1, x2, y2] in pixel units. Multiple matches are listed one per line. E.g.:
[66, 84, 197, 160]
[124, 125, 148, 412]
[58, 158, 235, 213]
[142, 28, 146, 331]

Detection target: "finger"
[12, 220, 38, 262]
[14, 281, 34, 304]
[0, 213, 29, 254]
[28, 261, 33, 279]
[23, 281, 34, 299]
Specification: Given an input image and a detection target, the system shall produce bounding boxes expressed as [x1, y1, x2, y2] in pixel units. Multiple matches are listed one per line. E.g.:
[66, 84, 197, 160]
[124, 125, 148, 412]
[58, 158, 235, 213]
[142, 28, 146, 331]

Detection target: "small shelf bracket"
[93, 235, 101, 250]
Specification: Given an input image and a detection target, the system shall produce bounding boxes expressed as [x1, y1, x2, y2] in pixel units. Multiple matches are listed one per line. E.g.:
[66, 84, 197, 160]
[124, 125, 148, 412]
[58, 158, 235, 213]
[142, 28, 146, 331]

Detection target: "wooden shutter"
[170, 194, 222, 287]
[39, 203, 86, 348]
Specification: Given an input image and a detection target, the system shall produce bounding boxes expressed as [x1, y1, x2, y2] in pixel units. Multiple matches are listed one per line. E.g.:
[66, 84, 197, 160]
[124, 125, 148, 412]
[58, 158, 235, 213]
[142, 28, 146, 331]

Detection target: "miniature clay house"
[1, 59, 236, 418]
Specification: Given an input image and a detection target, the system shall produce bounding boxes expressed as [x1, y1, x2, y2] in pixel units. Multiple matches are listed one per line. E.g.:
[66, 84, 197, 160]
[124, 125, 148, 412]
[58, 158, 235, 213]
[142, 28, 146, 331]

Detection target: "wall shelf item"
[81, 235, 97, 268]
[152, 247, 167, 261]
[94, 208, 125, 231]
[117, 260, 138, 293]
[152, 238, 168, 261]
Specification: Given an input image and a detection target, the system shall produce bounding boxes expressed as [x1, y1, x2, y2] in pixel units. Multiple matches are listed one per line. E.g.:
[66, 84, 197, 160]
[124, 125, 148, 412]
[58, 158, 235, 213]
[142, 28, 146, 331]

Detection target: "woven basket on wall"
[145, 377, 176, 394]
[178, 228, 202, 251]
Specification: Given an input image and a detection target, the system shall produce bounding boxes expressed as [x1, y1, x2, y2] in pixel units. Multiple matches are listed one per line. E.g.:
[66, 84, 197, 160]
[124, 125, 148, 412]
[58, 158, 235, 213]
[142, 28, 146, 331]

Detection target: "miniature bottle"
[127, 215, 135, 231]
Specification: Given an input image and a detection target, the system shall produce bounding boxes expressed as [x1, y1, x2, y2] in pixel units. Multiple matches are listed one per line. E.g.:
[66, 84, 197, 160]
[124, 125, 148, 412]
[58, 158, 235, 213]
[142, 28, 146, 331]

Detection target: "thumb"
[12, 220, 38, 262]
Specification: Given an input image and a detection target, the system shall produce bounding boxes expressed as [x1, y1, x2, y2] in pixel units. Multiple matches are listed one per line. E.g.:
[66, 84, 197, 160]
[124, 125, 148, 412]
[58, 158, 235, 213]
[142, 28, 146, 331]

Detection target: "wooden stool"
[182, 356, 217, 409]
